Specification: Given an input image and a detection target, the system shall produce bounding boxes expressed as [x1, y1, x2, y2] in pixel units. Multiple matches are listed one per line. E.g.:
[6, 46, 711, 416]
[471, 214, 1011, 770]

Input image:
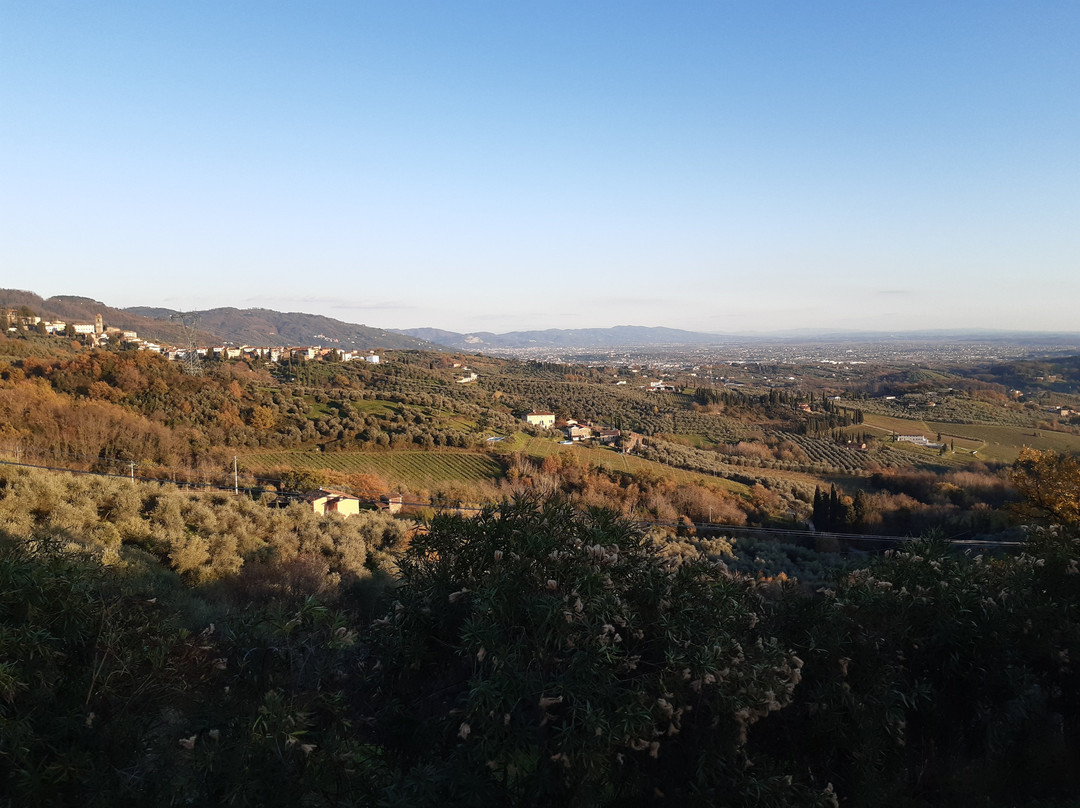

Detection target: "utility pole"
[234, 456, 239, 495]
[129, 461, 136, 482]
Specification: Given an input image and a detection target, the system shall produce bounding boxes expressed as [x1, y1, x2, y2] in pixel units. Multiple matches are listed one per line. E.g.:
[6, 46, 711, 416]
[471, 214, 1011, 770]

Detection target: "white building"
[524, 411, 556, 428]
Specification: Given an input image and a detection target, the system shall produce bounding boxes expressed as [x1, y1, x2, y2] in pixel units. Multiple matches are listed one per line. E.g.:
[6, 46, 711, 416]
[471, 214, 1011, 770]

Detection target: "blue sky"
[2, 2, 1078, 333]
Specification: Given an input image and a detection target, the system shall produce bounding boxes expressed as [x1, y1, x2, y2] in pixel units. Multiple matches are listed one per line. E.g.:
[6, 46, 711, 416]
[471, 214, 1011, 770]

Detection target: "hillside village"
[3, 307, 382, 365]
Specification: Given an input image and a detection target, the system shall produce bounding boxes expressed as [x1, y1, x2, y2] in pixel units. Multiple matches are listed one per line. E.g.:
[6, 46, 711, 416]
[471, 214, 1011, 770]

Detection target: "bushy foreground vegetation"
[367, 500, 822, 806]
[2, 465, 1079, 806]
[0, 465, 408, 590]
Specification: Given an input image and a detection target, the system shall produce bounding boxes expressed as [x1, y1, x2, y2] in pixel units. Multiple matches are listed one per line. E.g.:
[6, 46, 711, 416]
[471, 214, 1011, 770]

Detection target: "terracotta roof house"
[597, 428, 621, 444]
[302, 488, 363, 518]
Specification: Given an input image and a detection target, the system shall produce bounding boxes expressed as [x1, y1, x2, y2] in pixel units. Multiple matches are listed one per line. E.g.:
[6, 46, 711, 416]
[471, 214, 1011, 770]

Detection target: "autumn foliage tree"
[1011, 448, 1080, 534]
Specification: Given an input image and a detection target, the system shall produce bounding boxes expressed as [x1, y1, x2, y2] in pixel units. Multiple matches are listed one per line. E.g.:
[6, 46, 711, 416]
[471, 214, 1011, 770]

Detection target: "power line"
[170, 311, 203, 376]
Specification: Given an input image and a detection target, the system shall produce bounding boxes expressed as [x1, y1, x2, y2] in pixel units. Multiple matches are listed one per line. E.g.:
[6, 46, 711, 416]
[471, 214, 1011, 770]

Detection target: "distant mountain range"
[6, 288, 1080, 354]
[399, 326, 1080, 351]
[394, 325, 725, 350]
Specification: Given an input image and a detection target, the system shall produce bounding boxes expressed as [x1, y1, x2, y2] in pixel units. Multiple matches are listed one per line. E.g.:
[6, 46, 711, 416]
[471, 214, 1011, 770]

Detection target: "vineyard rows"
[779, 433, 878, 471]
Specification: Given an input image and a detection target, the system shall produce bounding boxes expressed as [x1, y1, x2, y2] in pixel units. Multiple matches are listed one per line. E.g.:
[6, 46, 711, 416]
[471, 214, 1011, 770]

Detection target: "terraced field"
[243, 450, 503, 485]
[492, 433, 755, 495]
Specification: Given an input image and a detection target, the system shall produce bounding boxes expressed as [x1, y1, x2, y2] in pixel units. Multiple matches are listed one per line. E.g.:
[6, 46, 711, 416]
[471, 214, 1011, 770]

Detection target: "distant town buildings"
[4, 307, 138, 345]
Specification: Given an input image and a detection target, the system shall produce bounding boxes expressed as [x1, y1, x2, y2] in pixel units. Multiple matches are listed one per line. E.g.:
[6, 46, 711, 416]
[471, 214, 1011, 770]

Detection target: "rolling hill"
[126, 306, 437, 350]
[2, 290, 439, 350]
[0, 290, 217, 345]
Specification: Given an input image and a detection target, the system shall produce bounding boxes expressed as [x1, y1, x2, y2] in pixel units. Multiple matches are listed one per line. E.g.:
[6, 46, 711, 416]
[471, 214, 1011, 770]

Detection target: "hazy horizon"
[4, 3, 1078, 334]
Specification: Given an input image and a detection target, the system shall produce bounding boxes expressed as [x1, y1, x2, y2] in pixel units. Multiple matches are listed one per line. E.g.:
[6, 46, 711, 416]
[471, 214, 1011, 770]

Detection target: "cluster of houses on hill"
[524, 410, 637, 449]
[4, 308, 383, 366]
[4, 310, 139, 344]
[149, 344, 381, 365]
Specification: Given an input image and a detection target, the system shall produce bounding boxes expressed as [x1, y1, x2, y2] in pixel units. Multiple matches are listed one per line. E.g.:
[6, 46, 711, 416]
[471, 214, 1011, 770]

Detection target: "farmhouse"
[524, 411, 556, 428]
[563, 423, 593, 441]
[301, 489, 362, 518]
[597, 428, 621, 445]
[896, 435, 945, 449]
[377, 494, 404, 514]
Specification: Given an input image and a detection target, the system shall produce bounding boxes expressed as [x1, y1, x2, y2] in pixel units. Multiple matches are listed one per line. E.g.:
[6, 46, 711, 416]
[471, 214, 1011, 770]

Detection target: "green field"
[666, 432, 717, 449]
[858, 413, 1080, 463]
[926, 421, 1080, 463]
[351, 399, 402, 416]
[303, 395, 335, 419]
[855, 415, 982, 456]
[243, 450, 503, 485]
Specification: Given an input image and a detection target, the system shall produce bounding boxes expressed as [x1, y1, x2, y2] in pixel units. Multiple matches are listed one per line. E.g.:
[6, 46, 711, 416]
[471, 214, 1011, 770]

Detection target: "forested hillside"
[128, 305, 438, 350]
